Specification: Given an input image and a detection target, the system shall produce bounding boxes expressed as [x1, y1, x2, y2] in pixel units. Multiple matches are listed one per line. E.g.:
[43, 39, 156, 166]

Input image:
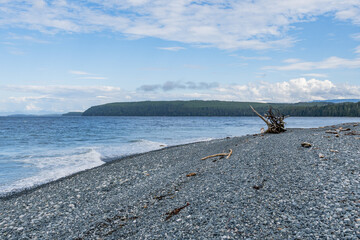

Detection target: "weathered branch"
[226, 149, 233, 159]
[201, 149, 233, 160]
[250, 105, 271, 127]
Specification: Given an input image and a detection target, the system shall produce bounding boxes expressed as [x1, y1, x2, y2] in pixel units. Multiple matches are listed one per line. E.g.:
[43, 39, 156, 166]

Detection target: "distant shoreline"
[81, 100, 360, 117]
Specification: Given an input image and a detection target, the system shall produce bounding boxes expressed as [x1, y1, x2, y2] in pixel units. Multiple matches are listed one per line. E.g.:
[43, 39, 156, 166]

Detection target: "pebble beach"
[1, 122, 359, 239]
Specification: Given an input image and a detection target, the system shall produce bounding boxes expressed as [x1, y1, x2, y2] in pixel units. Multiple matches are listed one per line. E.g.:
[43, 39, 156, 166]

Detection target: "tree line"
[81, 100, 360, 117]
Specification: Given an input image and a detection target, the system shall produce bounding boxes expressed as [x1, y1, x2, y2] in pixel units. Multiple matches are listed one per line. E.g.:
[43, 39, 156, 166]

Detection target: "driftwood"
[325, 130, 338, 134]
[250, 105, 286, 134]
[201, 149, 233, 160]
[345, 131, 360, 135]
[165, 203, 190, 220]
[226, 149, 233, 159]
[301, 142, 312, 148]
[186, 172, 197, 177]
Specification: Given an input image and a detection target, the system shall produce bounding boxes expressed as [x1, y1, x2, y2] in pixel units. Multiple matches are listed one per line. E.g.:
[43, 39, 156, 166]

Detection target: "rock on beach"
[0, 123, 359, 239]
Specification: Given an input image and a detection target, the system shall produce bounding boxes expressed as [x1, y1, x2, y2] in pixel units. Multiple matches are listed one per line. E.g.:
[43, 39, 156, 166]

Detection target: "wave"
[0, 138, 215, 196]
[0, 148, 104, 196]
[99, 139, 167, 162]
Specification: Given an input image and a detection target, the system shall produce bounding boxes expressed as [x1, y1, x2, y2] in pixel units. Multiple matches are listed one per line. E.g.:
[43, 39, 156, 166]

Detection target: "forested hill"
[82, 100, 360, 117]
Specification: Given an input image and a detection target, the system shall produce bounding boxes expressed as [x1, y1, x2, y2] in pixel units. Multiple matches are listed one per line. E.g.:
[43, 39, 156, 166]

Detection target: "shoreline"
[0, 138, 219, 200]
[2, 120, 358, 200]
[1, 122, 359, 239]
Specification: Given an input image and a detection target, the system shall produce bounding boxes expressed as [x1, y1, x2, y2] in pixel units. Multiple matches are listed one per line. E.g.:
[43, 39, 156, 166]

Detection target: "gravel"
[1, 122, 359, 239]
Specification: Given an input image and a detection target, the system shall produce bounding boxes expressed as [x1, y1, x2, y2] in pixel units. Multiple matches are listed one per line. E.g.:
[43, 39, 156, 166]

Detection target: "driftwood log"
[201, 149, 233, 160]
[250, 105, 287, 134]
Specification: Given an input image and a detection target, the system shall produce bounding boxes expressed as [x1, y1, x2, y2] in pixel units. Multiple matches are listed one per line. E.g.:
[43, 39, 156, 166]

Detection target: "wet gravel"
[1, 122, 359, 239]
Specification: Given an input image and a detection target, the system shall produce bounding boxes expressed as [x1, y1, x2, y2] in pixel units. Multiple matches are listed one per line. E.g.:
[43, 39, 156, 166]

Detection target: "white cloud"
[283, 58, 301, 63]
[78, 76, 108, 80]
[335, 6, 360, 24]
[157, 47, 185, 51]
[0, 1, 360, 49]
[8, 95, 62, 103]
[3, 85, 122, 97]
[214, 78, 360, 103]
[137, 81, 218, 92]
[355, 45, 360, 54]
[1, 41, 16, 45]
[352, 33, 360, 41]
[7, 47, 25, 55]
[25, 103, 42, 111]
[69, 70, 91, 75]
[133, 78, 360, 103]
[8, 33, 49, 43]
[0, 85, 124, 113]
[69, 70, 107, 79]
[264, 56, 360, 70]
[230, 55, 271, 61]
[301, 73, 328, 78]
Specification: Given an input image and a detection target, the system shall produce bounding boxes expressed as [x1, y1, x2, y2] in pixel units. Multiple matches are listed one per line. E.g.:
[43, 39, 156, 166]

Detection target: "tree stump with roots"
[250, 105, 287, 134]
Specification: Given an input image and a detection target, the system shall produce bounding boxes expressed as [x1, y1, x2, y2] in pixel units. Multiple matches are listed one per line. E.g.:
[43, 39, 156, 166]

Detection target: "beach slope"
[1, 123, 359, 239]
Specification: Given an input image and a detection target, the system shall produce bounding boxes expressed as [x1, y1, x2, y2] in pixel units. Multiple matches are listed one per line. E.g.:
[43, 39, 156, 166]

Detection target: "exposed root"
[250, 105, 286, 134]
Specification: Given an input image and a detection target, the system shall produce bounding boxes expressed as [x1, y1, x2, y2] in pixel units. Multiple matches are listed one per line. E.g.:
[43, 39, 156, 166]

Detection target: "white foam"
[98, 139, 167, 160]
[0, 138, 214, 196]
[167, 137, 214, 146]
[98, 138, 214, 160]
[0, 148, 104, 195]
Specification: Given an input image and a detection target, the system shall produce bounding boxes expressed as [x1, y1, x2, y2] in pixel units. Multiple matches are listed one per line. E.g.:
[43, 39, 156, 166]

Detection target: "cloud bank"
[264, 57, 360, 71]
[137, 81, 219, 92]
[1, 0, 360, 49]
[1, 78, 359, 114]
[69, 70, 107, 80]
[216, 78, 360, 102]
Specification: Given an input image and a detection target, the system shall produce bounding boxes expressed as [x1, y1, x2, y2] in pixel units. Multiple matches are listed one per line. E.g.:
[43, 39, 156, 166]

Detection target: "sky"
[0, 0, 360, 114]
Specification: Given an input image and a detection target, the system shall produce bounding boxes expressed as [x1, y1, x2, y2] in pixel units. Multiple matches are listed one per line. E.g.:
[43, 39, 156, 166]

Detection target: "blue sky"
[0, 0, 360, 114]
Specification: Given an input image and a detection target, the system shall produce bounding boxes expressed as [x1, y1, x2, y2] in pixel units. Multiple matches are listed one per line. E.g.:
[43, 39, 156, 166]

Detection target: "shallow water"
[0, 116, 359, 195]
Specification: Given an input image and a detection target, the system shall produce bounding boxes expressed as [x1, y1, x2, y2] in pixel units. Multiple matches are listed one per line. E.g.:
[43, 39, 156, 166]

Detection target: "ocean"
[0, 116, 359, 196]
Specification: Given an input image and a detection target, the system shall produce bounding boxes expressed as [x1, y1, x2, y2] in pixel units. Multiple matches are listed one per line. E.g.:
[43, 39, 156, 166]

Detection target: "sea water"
[0, 116, 359, 196]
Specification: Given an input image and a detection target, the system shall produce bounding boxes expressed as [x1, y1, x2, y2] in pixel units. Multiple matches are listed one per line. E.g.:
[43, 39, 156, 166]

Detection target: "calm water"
[0, 116, 359, 196]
